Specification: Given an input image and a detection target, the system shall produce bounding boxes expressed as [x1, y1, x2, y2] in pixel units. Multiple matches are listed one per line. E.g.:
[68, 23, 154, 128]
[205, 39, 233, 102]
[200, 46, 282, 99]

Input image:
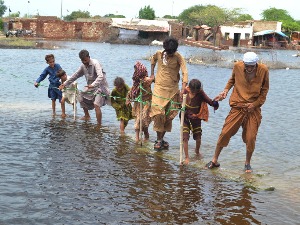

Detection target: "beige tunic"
[150, 50, 188, 117]
[64, 58, 110, 110]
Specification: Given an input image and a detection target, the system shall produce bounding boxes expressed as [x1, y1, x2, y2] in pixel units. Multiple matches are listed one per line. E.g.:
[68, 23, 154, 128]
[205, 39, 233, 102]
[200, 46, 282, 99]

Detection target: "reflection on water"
[0, 42, 299, 224]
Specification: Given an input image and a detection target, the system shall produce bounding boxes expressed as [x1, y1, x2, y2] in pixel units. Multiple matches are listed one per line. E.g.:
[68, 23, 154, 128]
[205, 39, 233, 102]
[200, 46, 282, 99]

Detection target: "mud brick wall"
[39, 20, 118, 41]
[169, 22, 183, 40]
[253, 21, 278, 32]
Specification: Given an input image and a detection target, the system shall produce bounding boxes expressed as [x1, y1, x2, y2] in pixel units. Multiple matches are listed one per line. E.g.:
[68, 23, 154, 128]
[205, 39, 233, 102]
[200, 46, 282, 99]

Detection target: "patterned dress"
[128, 61, 152, 130]
[111, 84, 133, 122]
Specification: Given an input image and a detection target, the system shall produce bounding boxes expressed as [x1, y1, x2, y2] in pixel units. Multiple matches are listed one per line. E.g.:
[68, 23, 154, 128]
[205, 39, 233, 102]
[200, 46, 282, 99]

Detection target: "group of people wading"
[34, 37, 269, 172]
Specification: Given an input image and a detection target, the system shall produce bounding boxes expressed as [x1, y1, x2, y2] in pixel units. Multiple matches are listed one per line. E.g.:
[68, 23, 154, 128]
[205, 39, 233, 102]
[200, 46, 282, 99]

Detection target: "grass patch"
[0, 37, 36, 47]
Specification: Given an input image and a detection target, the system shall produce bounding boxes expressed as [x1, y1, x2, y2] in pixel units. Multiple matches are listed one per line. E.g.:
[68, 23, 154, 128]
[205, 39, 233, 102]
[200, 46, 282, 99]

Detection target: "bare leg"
[195, 138, 203, 159]
[183, 139, 189, 165]
[161, 131, 166, 140]
[245, 147, 254, 173]
[94, 105, 102, 126]
[205, 144, 223, 169]
[135, 129, 140, 142]
[80, 108, 91, 121]
[156, 131, 164, 141]
[143, 127, 149, 141]
[61, 98, 66, 118]
[212, 144, 223, 164]
[52, 100, 56, 116]
[120, 119, 125, 133]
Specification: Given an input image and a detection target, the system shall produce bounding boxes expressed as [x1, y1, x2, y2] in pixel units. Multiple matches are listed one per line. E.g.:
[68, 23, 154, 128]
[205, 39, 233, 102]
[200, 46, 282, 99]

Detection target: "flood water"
[0, 41, 300, 224]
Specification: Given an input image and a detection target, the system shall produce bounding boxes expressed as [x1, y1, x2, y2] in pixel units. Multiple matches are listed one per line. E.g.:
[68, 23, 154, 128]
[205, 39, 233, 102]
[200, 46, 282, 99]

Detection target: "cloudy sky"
[4, 0, 300, 20]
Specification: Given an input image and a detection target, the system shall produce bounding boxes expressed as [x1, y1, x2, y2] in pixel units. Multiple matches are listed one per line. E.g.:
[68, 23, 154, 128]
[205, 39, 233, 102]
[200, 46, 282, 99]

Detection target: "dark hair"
[189, 79, 202, 93]
[163, 37, 178, 55]
[79, 49, 89, 60]
[56, 69, 66, 78]
[45, 54, 54, 62]
[114, 76, 125, 87]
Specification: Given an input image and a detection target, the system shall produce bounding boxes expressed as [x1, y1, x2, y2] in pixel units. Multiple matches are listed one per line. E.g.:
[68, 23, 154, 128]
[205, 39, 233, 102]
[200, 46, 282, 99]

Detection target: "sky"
[3, 0, 300, 20]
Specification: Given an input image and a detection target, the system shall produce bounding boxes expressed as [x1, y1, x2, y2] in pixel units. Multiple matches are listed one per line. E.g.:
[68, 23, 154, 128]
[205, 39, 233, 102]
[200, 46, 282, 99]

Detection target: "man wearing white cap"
[205, 52, 269, 172]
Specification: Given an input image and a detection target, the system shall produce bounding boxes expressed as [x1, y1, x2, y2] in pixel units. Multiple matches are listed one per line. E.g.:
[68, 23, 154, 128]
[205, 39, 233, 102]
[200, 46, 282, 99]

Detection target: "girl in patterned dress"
[127, 61, 152, 142]
[111, 77, 133, 133]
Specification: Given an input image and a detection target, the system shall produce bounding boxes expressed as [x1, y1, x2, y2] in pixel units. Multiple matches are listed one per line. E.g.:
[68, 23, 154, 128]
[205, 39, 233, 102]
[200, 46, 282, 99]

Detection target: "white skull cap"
[243, 52, 259, 65]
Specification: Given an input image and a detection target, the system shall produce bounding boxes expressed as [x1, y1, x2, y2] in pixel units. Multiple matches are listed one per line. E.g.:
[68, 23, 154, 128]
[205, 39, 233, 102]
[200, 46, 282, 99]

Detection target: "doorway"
[233, 33, 241, 47]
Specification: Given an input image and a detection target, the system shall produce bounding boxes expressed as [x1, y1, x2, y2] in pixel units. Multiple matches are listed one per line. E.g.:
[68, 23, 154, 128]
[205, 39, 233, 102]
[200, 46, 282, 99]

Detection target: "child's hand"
[144, 77, 153, 86]
[34, 82, 39, 88]
[212, 101, 219, 111]
[214, 89, 228, 101]
[190, 114, 198, 119]
[59, 84, 65, 90]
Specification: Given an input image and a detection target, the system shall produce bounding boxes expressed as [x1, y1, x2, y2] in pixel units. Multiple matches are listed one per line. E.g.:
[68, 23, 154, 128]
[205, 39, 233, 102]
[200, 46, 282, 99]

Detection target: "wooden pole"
[139, 82, 143, 146]
[180, 94, 187, 164]
[73, 84, 77, 120]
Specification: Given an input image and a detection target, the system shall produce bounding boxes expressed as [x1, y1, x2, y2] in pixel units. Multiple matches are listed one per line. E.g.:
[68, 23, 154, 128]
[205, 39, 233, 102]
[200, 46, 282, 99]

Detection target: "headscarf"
[130, 61, 148, 99]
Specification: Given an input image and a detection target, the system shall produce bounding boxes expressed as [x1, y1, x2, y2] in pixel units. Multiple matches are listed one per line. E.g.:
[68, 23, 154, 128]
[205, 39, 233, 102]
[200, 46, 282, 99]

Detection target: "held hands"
[144, 76, 154, 86]
[85, 84, 94, 89]
[214, 89, 228, 101]
[212, 100, 219, 111]
[58, 84, 65, 90]
[125, 99, 131, 105]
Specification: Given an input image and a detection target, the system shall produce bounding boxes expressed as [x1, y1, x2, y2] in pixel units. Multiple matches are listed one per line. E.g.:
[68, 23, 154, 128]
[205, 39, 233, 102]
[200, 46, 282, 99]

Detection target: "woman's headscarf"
[130, 61, 148, 99]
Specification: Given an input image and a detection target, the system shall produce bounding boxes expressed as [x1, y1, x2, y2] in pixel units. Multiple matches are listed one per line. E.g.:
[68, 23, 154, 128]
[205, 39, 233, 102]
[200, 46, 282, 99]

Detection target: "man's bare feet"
[61, 113, 67, 118]
[80, 116, 91, 121]
[181, 158, 189, 165]
[195, 153, 203, 160]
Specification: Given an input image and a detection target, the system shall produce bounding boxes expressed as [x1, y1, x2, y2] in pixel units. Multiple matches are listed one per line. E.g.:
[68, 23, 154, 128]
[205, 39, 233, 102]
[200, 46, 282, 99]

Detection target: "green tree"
[178, 5, 206, 25]
[104, 13, 125, 18]
[261, 7, 300, 32]
[9, 11, 20, 17]
[163, 15, 178, 19]
[0, 0, 8, 17]
[261, 7, 293, 21]
[0, 18, 3, 30]
[235, 14, 253, 21]
[226, 8, 253, 22]
[64, 10, 91, 21]
[139, 5, 155, 20]
[189, 5, 228, 27]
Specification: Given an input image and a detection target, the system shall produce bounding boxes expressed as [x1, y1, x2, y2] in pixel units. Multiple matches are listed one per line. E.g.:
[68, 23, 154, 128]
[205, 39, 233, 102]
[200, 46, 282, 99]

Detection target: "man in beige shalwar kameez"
[59, 50, 110, 126]
[149, 37, 188, 150]
[206, 52, 269, 172]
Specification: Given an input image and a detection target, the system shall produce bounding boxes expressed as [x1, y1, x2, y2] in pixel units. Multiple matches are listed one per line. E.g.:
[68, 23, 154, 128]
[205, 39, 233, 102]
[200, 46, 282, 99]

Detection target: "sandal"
[244, 164, 253, 173]
[161, 140, 169, 149]
[154, 140, 163, 151]
[205, 161, 220, 169]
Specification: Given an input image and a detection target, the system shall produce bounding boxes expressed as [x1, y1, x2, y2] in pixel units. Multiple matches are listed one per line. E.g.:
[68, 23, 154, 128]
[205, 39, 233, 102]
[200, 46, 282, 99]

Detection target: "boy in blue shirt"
[34, 54, 63, 116]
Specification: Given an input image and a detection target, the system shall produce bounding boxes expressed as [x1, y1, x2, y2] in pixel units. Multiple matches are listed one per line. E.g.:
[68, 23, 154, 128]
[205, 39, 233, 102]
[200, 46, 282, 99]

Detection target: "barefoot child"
[34, 54, 63, 116]
[181, 79, 219, 165]
[111, 77, 133, 133]
[127, 61, 152, 142]
[56, 69, 78, 118]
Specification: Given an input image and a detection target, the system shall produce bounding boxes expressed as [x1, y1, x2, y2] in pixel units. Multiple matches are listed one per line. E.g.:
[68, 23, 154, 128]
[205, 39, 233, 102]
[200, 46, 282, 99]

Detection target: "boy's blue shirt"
[36, 63, 62, 87]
